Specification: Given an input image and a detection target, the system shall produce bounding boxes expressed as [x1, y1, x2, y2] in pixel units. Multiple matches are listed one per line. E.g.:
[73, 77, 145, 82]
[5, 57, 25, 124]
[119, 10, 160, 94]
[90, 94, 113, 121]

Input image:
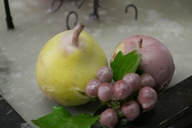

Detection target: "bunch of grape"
[85, 66, 158, 128]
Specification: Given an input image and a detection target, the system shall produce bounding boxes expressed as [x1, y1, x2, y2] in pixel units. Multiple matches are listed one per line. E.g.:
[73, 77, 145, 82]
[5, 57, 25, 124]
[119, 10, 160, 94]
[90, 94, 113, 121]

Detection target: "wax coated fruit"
[111, 35, 175, 91]
[99, 108, 118, 128]
[36, 23, 107, 106]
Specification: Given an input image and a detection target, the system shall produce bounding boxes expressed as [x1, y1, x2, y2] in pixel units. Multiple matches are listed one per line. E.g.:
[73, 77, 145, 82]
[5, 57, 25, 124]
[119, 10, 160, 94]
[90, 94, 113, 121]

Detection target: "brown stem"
[138, 38, 143, 48]
[72, 23, 84, 46]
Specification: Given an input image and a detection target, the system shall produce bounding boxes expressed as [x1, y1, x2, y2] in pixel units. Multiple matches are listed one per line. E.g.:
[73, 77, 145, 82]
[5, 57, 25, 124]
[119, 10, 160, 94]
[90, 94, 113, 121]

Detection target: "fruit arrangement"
[33, 23, 175, 128]
[90, 34, 175, 127]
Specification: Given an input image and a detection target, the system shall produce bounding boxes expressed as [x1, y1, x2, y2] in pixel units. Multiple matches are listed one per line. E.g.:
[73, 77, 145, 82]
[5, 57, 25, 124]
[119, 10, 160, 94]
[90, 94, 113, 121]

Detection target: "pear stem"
[72, 23, 84, 46]
[138, 38, 143, 48]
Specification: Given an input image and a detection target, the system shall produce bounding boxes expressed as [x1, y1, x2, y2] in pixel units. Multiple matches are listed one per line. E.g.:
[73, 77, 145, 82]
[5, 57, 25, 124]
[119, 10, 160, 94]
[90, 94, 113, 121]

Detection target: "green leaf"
[32, 106, 100, 128]
[32, 106, 71, 128]
[110, 50, 142, 81]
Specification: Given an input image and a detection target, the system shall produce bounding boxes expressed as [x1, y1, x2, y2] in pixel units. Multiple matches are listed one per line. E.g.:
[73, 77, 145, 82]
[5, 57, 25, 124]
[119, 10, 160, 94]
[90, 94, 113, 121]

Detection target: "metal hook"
[75, 0, 85, 9]
[66, 11, 78, 30]
[125, 4, 138, 20]
[49, 0, 63, 13]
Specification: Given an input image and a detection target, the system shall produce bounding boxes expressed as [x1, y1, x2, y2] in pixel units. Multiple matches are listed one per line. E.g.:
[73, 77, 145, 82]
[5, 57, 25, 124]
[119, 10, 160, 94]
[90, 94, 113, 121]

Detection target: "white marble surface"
[0, 0, 192, 127]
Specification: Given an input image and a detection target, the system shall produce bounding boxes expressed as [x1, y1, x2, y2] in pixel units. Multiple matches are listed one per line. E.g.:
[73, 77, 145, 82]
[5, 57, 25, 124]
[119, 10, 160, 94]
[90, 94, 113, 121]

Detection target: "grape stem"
[138, 38, 143, 48]
[72, 23, 84, 46]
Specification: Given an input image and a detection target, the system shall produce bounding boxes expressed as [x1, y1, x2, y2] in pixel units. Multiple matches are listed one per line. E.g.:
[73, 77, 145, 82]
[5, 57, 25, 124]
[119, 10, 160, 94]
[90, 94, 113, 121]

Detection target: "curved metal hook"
[49, 0, 63, 13]
[125, 4, 138, 20]
[75, 0, 85, 9]
[66, 11, 78, 30]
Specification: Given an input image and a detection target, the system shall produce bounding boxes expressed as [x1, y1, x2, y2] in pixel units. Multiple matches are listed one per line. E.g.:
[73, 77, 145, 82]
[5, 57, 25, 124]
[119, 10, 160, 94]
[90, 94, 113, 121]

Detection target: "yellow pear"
[36, 23, 107, 106]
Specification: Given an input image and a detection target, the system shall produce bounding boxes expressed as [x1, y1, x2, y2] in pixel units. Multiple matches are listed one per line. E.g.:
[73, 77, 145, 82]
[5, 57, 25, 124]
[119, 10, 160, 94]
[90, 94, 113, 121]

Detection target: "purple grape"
[85, 79, 101, 97]
[123, 73, 141, 92]
[113, 80, 132, 100]
[97, 83, 113, 102]
[121, 100, 140, 121]
[140, 74, 155, 88]
[138, 86, 157, 111]
[99, 108, 118, 128]
[96, 66, 113, 83]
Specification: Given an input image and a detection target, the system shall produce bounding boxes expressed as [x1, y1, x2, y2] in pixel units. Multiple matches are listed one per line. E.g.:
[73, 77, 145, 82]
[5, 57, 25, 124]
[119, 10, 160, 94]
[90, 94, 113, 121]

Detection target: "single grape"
[96, 66, 113, 83]
[113, 80, 132, 100]
[140, 74, 155, 88]
[99, 108, 118, 128]
[121, 100, 140, 121]
[85, 79, 101, 97]
[138, 86, 157, 112]
[123, 73, 141, 92]
[97, 83, 113, 102]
